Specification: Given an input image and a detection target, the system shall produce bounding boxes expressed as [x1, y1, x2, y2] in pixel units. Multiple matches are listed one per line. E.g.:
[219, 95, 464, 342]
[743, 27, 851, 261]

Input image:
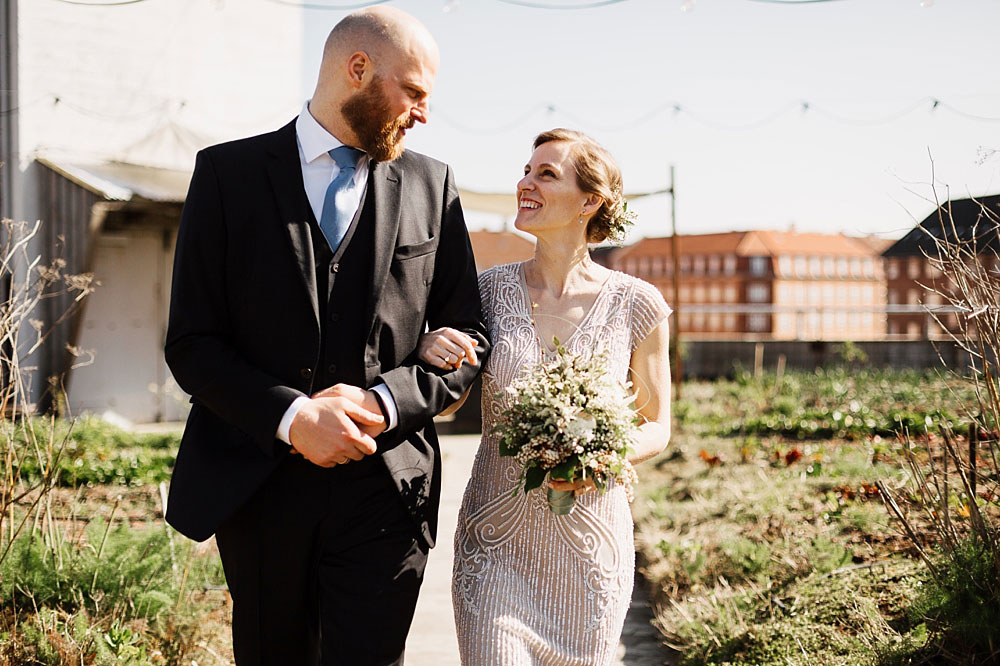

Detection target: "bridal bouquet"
[493, 341, 639, 515]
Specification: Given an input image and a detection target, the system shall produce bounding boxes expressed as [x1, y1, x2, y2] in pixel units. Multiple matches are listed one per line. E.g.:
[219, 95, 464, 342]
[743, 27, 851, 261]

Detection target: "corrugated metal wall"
[38, 163, 98, 401]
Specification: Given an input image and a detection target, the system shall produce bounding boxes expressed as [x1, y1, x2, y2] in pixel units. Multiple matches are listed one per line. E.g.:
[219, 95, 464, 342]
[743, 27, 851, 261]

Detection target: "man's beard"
[341, 76, 412, 163]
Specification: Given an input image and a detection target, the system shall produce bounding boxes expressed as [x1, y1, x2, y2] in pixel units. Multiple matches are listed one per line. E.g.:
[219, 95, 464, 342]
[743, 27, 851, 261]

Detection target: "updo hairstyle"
[532, 128, 625, 244]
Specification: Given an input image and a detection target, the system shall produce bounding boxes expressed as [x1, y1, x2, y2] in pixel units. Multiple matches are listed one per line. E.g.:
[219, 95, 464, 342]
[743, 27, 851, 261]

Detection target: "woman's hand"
[418, 327, 480, 370]
[548, 477, 597, 496]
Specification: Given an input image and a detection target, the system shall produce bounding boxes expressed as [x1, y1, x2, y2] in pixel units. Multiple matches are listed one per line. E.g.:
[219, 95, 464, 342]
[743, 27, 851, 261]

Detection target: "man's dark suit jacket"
[164, 119, 488, 546]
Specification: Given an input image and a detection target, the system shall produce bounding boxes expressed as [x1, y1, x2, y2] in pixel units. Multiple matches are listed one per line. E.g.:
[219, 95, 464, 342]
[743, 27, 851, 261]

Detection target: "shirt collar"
[296, 100, 352, 164]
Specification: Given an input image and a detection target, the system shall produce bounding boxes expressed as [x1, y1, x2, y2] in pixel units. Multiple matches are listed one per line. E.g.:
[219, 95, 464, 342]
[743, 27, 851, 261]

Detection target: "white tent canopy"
[457, 189, 670, 217]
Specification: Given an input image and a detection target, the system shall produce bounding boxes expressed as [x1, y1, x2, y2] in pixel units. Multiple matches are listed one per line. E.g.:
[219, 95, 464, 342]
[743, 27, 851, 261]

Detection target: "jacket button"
[300, 368, 312, 379]
[328, 364, 337, 374]
[331, 263, 339, 273]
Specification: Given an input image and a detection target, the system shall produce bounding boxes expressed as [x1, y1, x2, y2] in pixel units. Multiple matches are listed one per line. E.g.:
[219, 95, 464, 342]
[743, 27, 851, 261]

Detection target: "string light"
[261, 0, 389, 9]
[50, 0, 152, 5]
[493, 0, 629, 8]
[432, 97, 1000, 134]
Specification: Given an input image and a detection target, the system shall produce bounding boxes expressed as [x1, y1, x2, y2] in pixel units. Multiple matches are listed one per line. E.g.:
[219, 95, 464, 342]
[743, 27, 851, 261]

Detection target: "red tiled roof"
[617, 230, 880, 258]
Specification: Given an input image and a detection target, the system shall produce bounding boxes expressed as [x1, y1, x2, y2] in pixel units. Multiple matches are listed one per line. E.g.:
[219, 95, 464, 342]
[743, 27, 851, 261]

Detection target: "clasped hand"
[287, 384, 387, 468]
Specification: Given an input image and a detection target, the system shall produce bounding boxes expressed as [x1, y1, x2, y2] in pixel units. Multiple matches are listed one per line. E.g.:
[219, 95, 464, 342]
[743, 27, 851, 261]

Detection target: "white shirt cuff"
[277, 396, 311, 445]
[372, 383, 399, 431]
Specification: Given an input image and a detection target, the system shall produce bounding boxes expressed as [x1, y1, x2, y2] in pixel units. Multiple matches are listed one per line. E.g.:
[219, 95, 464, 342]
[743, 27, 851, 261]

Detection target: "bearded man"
[163, 7, 488, 665]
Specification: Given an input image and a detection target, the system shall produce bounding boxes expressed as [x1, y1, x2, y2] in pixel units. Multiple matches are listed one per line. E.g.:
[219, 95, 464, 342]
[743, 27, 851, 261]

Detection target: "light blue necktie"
[319, 145, 363, 251]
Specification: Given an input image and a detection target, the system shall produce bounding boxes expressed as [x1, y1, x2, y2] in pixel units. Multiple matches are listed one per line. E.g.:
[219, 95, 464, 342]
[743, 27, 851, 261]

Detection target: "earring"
[578, 216, 585, 225]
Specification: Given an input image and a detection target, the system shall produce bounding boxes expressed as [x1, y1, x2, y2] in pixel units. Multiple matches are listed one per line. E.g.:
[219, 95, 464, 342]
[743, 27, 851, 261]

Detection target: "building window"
[664, 258, 674, 275]
[809, 256, 821, 276]
[708, 313, 721, 330]
[724, 255, 737, 275]
[823, 284, 835, 301]
[747, 283, 769, 302]
[693, 255, 705, 274]
[709, 285, 721, 302]
[778, 256, 792, 276]
[651, 257, 663, 277]
[864, 259, 875, 278]
[749, 256, 769, 276]
[680, 256, 691, 274]
[708, 255, 720, 274]
[694, 285, 706, 302]
[823, 256, 835, 276]
[850, 257, 862, 278]
[887, 259, 899, 279]
[836, 257, 849, 277]
[679, 286, 690, 302]
[795, 256, 807, 277]
[638, 258, 650, 276]
[908, 257, 921, 280]
[625, 259, 636, 274]
[849, 285, 861, 302]
[747, 313, 769, 331]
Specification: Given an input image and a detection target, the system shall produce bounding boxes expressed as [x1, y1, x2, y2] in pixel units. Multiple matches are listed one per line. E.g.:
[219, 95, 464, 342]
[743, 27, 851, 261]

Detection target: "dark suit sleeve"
[376, 165, 490, 434]
[164, 150, 303, 455]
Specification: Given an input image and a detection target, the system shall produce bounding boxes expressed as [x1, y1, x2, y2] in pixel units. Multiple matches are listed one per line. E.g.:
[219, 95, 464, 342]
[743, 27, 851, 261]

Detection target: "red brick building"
[608, 230, 887, 340]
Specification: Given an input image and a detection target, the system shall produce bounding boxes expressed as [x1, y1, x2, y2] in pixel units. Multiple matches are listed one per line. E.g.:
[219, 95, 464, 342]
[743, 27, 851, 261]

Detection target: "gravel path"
[405, 434, 674, 666]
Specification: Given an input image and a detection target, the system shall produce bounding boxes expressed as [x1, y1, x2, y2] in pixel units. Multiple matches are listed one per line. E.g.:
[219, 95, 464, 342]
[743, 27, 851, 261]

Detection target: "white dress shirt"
[276, 101, 399, 444]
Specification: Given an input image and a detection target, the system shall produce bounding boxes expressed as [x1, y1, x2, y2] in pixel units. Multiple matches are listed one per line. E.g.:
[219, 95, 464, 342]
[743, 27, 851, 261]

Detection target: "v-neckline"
[516, 261, 615, 355]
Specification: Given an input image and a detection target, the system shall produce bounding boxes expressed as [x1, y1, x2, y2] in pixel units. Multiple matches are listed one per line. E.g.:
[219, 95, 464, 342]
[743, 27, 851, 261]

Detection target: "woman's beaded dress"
[452, 262, 671, 665]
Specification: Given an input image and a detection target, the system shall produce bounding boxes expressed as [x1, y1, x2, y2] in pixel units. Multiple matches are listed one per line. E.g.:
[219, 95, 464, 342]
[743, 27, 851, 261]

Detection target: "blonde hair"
[533, 128, 625, 243]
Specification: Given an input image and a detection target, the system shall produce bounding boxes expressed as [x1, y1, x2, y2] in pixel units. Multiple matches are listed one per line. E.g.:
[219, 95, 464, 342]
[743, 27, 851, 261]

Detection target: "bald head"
[310, 6, 439, 160]
[321, 6, 438, 78]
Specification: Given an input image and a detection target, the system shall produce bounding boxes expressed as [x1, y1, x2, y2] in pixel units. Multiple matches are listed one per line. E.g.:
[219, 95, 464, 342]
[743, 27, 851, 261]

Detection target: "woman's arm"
[628, 317, 672, 465]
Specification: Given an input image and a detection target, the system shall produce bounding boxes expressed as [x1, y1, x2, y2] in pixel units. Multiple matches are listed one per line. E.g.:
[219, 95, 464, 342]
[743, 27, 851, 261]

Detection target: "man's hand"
[287, 396, 383, 467]
[311, 383, 388, 439]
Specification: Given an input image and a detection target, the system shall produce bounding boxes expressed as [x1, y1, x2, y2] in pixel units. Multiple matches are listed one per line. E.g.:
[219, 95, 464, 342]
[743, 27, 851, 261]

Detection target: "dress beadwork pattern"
[452, 262, 671, 666]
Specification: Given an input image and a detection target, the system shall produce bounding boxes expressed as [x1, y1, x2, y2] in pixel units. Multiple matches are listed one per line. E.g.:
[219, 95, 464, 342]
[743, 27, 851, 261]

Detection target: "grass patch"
[13, 416, 180, 487]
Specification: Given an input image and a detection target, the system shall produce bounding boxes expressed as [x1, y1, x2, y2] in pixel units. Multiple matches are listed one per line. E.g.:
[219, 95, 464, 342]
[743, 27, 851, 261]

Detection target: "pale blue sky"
[301, 0, 1000, 241]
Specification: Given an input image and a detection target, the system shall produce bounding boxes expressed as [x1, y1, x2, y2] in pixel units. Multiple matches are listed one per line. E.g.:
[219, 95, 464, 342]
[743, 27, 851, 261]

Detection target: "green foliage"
[14, 416, 179, 487]
[1, 519, 222, 620]
[0, 519, 226, 665]
[720, 537, 773, 580]
[909, 534, 1000, 654]
[675, 367, 972, 440]
[808, 535, 853, 575]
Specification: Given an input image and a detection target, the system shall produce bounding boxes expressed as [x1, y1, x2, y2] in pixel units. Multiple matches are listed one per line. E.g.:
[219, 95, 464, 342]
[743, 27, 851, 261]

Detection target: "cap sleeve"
[629, 277, 672, 350]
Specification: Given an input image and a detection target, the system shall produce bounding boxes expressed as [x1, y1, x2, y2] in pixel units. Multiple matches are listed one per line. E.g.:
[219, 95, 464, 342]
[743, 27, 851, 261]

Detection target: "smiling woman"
[418, 128, 672, 665]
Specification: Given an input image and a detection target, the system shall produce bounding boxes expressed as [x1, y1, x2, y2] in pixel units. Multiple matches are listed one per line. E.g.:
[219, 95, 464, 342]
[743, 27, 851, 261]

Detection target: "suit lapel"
[266, 120, 320, 329]
[365, 159, 402, 335]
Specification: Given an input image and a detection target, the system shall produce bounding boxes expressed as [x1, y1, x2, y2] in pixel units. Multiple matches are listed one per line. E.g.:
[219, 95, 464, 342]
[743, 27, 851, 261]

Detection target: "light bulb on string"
[919, 0, 933, 6]
[680, 0, 695, 11]
[443, 0, 459, 12]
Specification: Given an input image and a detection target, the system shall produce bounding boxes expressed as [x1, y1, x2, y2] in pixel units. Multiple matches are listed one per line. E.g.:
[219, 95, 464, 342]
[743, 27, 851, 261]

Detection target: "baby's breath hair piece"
[603, 188, 637, 244]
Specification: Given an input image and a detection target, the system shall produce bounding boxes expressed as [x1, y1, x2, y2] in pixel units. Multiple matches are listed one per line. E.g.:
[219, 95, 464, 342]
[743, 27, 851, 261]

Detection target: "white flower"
[565, 411, 597, 442]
